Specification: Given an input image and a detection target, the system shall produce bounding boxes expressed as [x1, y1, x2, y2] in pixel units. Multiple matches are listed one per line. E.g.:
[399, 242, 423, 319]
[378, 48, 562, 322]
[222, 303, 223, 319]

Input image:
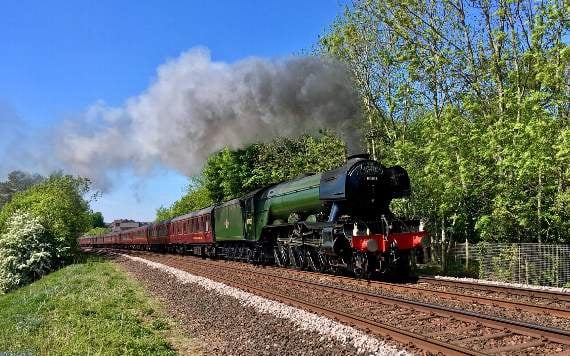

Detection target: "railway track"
[203, 257, 570, 319]
[116, 250, 570, 355]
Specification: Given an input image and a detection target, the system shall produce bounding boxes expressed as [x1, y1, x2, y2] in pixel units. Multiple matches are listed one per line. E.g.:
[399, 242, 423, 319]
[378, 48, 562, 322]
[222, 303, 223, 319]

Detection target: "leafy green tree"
[89, 211, 105, 228]
[156, 178, 213, 221]
[202, 131, 346, 203]
[0, 171, 44, 209]
[321, 0, 569, 244]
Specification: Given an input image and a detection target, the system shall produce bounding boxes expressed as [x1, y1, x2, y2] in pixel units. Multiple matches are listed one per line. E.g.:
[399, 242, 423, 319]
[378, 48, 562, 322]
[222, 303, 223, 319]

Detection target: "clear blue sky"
[0, 0, 346, 222]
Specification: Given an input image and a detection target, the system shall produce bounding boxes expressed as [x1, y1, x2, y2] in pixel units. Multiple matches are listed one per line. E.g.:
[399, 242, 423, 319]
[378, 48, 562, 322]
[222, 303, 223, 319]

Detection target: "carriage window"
[183, 223, 186, 234]
[205, 219, 209, 232]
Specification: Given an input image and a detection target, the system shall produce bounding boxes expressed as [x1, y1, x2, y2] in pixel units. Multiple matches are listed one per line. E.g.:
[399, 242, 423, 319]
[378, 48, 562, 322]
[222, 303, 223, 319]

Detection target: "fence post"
[518, 244, 521, 284]
[525, 258, 529, 285]
[465, 239, 469, 269]
[557, 246, 560, 287]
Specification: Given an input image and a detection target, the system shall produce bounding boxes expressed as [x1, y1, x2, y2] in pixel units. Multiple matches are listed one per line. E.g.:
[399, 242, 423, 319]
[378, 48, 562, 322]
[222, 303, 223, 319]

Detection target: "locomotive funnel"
[346, 153, 371, 161]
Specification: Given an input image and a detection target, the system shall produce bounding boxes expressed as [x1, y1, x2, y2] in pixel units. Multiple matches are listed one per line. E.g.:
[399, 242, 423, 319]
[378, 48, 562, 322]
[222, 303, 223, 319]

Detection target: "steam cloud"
[0, 104, 57, 178]
[57, 48, 360, 189]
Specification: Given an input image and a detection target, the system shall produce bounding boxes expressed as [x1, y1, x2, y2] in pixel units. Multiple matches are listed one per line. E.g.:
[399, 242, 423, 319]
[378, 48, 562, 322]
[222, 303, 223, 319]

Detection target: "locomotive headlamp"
[365, 239, 378, 252]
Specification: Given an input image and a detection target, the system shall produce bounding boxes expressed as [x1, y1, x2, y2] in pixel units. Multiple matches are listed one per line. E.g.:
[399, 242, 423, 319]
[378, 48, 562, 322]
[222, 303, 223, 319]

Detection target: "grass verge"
[0, 254, 193, 355]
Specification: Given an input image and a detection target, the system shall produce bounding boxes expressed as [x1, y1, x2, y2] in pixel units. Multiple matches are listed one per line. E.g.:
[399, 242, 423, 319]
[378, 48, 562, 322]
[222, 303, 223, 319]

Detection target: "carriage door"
[243, 197, 255, 240]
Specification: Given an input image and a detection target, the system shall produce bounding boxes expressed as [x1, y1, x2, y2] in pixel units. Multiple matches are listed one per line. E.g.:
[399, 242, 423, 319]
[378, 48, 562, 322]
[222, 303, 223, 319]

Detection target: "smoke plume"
[0, 103, 58, 178]
[57, 48, 360, 189]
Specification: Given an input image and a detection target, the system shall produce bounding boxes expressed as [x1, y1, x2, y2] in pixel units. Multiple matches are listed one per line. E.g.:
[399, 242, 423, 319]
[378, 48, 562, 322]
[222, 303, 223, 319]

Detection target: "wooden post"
[465, 238, 469, 269]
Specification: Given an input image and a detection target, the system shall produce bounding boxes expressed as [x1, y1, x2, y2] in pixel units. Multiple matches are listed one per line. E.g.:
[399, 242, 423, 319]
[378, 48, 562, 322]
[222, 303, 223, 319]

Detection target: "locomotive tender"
[80, 154, 426, 277]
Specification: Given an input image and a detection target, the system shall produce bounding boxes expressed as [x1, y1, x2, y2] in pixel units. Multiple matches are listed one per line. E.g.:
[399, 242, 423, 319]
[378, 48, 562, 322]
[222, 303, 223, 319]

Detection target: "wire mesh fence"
[445, 242, 570, 287]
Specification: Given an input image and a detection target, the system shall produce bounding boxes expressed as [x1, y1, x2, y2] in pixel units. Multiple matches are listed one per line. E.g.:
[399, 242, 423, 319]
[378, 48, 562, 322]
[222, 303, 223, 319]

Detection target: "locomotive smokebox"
[319, 154, 411, 217]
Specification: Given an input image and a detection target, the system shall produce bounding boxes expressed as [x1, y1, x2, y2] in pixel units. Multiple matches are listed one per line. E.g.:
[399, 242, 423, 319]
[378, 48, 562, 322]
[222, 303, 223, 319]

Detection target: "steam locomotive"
[79, 154, 426, 277]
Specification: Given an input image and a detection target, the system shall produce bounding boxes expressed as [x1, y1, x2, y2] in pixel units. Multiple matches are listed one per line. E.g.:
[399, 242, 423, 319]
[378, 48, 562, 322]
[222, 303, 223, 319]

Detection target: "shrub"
[0, 174, 91, 258]
[0, 174, 92, 292]
[0, 211, 53, 293]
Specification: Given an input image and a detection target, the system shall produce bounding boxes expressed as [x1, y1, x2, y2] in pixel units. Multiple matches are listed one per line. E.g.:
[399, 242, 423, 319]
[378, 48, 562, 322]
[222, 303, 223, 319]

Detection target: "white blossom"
[0, 210, 52, 293]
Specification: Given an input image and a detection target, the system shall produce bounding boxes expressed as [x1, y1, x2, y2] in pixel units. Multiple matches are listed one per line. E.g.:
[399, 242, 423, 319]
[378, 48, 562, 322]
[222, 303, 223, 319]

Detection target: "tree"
[0, 171, 44, 209]
[89, 211, 105, 228]
[202, 131, 346, 203]
[320, 0, 569, 244]
[156, 178, 213, 221]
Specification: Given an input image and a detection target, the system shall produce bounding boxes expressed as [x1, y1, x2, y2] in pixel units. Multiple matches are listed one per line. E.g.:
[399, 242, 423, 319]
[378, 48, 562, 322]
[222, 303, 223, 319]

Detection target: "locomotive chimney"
[346, 153, 371, 161]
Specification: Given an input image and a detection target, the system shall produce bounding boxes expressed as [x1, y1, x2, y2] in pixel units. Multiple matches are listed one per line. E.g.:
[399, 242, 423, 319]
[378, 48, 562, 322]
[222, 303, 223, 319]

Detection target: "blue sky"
[0, 1, 346, 222]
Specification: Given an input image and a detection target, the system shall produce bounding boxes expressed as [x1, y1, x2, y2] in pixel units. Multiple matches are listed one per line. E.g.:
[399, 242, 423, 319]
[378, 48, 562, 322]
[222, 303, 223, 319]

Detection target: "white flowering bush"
[0, 210, 53, 293]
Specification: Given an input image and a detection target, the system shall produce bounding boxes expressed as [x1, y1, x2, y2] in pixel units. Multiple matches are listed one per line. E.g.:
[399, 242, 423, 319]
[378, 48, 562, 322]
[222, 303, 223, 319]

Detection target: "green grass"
[0, 254, 183, 355]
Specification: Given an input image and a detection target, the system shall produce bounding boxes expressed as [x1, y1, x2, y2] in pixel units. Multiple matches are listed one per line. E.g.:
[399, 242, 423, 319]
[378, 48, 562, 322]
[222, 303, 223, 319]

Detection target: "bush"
[0, 174, 92, 292]
[443, 260, 479, 278]
[0, 174, 91, 257]
[0, 211, 53, 293]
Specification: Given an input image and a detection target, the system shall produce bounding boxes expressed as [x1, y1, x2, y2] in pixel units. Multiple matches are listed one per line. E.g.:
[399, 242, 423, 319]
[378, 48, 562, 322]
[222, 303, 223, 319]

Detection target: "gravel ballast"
[115, 254, 408, 356]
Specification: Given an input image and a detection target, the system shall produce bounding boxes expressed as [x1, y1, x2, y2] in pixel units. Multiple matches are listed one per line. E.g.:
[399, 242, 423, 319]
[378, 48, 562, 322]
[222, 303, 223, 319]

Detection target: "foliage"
[442, 260, 479, 279]
[89, 211, 105, 228]
[0, 174, 91, 272]
[156, 178, 213, 221]
[203, 131, 346, 203]
[320, 0, 569, 244]
[0, 255, 179, 354]
[84, 227, 111, 236]
[490, 244, 519, 282]
[0, 171, 44, 209]
[0, 211, 52, 293]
